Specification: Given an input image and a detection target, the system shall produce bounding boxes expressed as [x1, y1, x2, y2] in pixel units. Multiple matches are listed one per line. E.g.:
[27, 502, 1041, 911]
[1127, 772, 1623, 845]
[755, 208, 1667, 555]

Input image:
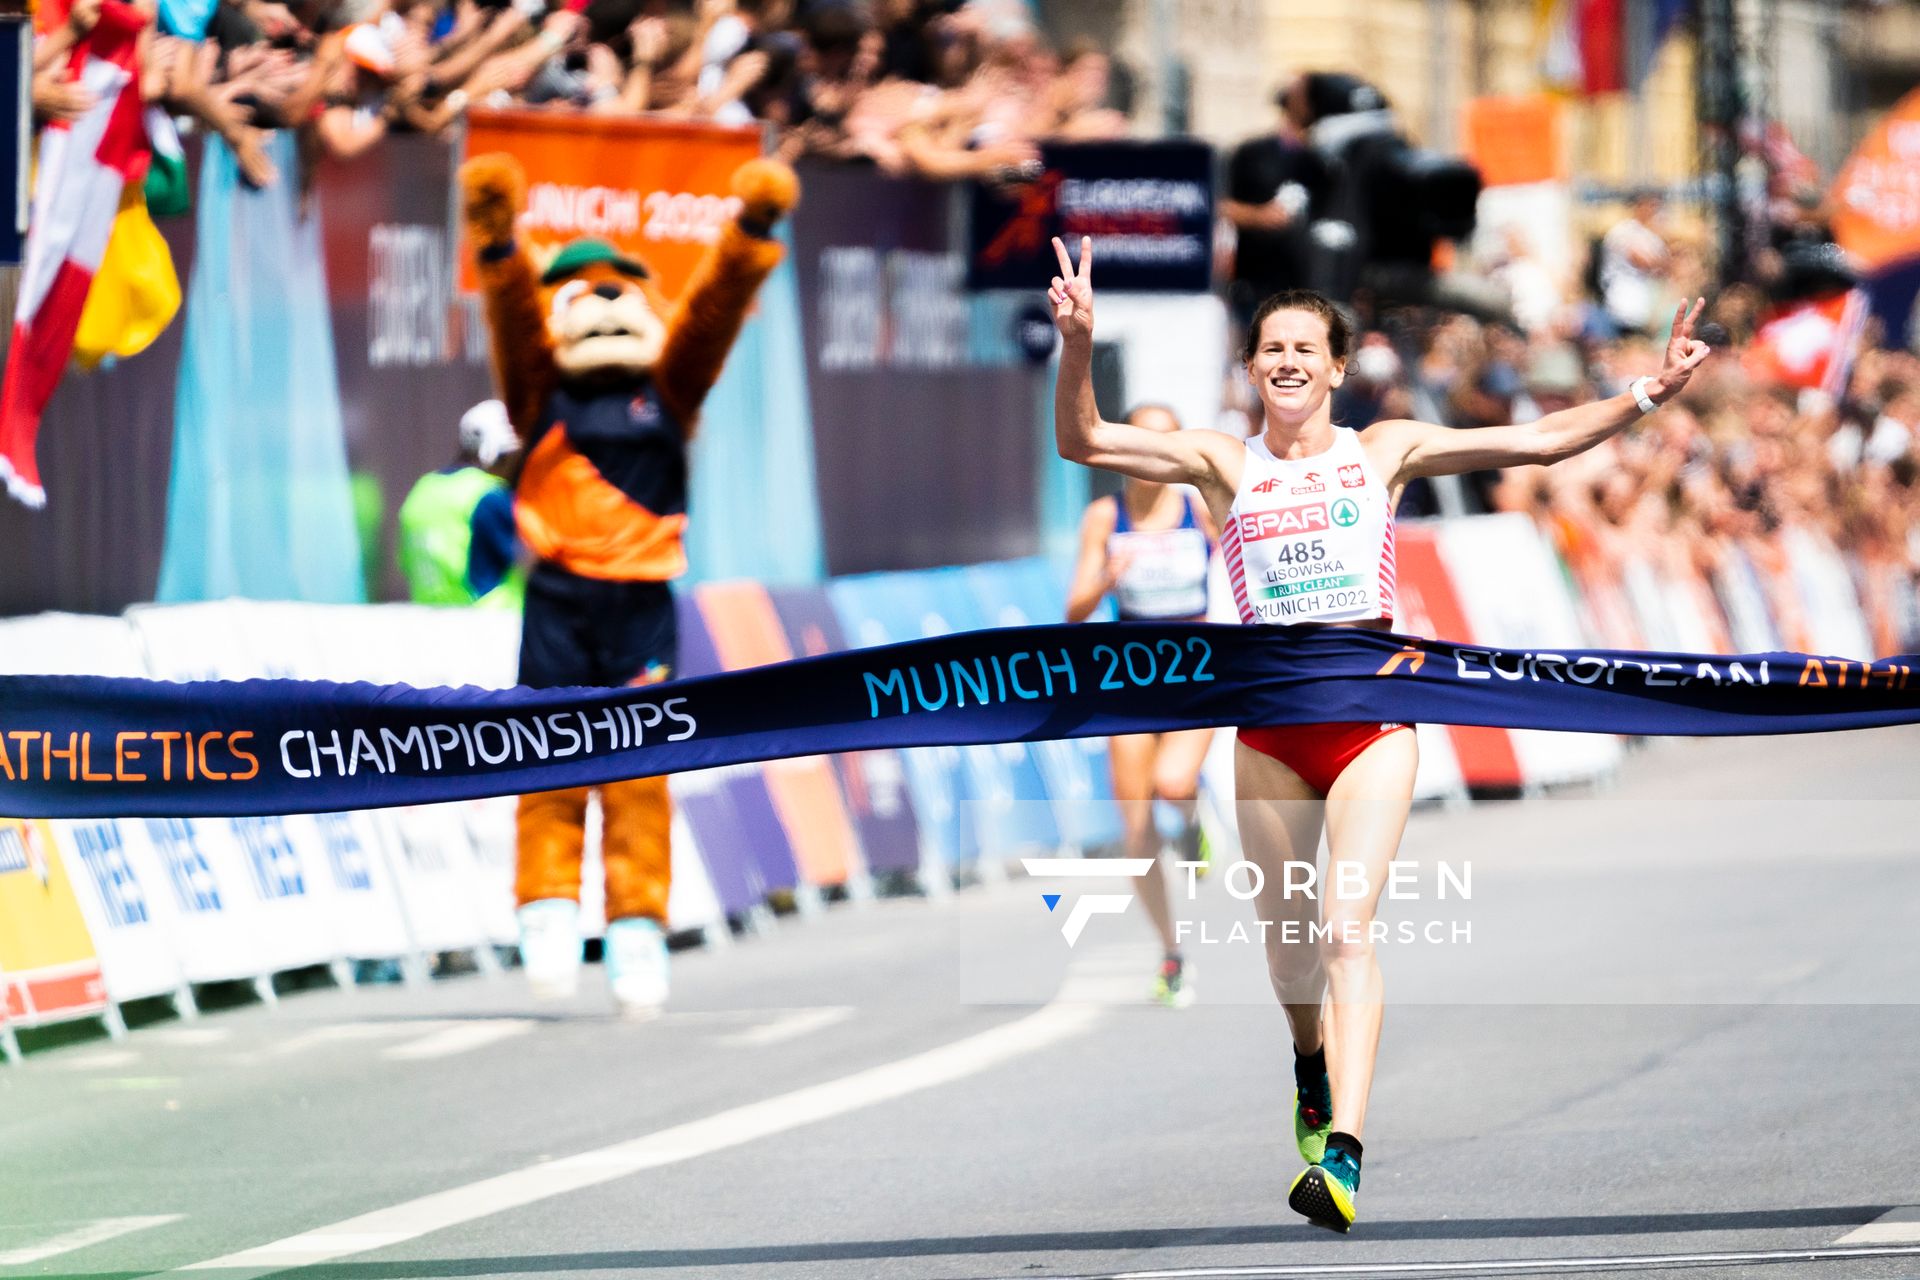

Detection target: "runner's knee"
[1318, 919, 1375, 970]
[1153, 769, 1198, 805]
[1267, 938, 1320, 993]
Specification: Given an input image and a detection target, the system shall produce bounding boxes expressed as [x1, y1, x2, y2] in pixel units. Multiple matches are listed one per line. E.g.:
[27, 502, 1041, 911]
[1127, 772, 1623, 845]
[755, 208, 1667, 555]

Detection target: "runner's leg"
[1234, 740, 1328, 1044]
[1153, 726, 1213, 859]
[1317, 727, 1418, 1141]
[1110, 731, 1178, 956]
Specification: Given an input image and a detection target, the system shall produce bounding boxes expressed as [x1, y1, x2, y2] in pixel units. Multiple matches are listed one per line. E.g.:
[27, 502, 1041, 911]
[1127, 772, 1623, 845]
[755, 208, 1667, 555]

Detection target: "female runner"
[1064, 404, 1219, 1008]
[1048, 235, 1710, 1232]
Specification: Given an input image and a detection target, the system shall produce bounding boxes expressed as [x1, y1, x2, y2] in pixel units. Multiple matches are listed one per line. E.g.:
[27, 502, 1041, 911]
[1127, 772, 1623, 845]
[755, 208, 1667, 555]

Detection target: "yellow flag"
[73, 181, 182, 370]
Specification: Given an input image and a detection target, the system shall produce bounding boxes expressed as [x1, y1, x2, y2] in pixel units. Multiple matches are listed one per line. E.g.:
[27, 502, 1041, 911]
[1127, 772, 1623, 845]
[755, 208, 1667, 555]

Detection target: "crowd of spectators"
[31, 0, 1126, 188]
[30, 0, 1917, 647]
[1213, 185, 1920, 653]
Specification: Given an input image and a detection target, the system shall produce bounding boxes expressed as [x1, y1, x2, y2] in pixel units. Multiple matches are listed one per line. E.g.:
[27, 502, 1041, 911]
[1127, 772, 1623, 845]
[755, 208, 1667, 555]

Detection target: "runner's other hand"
[1651, 297, 1712, 402]
[1049, 235, 1093, 343]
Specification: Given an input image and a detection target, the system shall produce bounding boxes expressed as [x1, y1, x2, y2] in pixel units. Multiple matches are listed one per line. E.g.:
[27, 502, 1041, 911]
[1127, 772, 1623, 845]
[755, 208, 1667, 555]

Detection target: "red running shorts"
[1236, 721, 1414, 796]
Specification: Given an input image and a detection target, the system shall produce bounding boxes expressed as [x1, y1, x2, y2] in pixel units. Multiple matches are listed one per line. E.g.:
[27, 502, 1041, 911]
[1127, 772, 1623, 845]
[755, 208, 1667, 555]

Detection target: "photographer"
[1222, 82, 1331, 326]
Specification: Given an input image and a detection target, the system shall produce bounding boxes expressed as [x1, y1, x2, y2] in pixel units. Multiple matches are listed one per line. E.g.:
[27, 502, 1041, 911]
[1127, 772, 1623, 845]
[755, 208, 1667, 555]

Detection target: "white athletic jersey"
[1220, 428, 1396, 626]
[1106, 491, 1211, 621]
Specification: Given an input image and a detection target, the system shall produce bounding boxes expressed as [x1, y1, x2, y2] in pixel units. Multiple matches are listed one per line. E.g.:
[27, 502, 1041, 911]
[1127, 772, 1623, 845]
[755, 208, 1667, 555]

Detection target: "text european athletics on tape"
[2, 623, 1918, 818]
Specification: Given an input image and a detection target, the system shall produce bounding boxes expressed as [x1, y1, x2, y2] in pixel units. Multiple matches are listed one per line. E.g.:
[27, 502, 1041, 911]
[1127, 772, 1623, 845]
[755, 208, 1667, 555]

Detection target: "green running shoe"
[1293, 1075, 1331, 1163]
[1288, 1147, 1359, 1233]
[1152, 955, 1196, 1008]
[1181, 816, 1209, 876]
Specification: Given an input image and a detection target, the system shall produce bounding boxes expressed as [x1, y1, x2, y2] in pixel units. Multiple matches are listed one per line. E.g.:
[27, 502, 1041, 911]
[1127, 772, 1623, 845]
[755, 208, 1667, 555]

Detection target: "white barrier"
[0, 615, 199, 1017]
[1433, 515, 1624, 790]
[121, 604, 397, 984]
[0, 516, 1887, 1043]
[1782, 529, 1876, 660]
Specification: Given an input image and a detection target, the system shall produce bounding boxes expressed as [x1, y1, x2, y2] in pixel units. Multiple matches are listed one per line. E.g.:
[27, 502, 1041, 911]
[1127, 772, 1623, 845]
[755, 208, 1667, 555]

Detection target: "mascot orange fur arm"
[654, 158, 800, 431]
[459, 154, 557, 448]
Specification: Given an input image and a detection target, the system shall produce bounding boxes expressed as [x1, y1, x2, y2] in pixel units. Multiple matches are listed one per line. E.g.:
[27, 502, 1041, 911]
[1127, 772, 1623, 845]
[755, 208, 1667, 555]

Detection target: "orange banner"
[1833, 87, 1920, 272]
[460, 111, 764, 296]
[1460, 95, 1564, 188]
[0, 818, 107, 1028]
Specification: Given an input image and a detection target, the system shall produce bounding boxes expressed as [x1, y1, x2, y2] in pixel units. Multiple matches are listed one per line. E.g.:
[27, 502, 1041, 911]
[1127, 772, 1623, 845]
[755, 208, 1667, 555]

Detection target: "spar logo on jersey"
[1238, 503, 1329, 541]
[1291, 470, 1325, 494]
[1331, 498, 1360, 527]
[1339, 464, 1366, 489]
[1022, 857, 1153, 945]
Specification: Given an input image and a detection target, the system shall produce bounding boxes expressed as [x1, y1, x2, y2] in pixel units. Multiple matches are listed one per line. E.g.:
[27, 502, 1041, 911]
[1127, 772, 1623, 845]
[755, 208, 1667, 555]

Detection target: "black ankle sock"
[1325, 1131, 1363, 1165]
[1292, 1045, 1327, 1087]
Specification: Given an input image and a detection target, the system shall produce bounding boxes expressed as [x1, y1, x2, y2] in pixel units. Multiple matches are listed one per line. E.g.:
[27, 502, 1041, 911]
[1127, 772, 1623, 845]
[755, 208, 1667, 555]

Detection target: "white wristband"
[1629, 377, 1658, 415]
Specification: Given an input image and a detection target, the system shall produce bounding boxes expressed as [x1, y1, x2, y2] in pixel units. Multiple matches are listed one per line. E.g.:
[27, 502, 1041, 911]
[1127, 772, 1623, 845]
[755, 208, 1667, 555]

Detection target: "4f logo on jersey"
[1239, 503, 1329, 541]
[1291, 470, 1325, 494]
[1251, 477, 1285, 495]
[1021, 857, 1154, 946]
[1339, 464, 1366, 488]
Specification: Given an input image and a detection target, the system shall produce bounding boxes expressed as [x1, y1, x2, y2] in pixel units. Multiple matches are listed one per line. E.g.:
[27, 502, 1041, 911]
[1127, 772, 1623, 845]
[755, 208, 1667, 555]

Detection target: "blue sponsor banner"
[315, 813, 373, 893]
[911, 567, 1060, 857]
[828, 572, 976, 875]
[674, 782, 761, 917]
[963, 559, 1124, 850]
[69, 822, 149, 928]
[145, 819, 222, 912]
[6, 625, 1920, 818]
[230, 816, 305, 900]
[765, 584, 921, 877]
[674, 594, 800, 900]
[967, 141, 1216, 293]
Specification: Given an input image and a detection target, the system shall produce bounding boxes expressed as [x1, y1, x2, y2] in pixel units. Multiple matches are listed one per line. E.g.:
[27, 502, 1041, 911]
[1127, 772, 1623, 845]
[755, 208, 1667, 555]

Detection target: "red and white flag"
[1746, 290, 1869, 397]
[0, 0, 150, 508]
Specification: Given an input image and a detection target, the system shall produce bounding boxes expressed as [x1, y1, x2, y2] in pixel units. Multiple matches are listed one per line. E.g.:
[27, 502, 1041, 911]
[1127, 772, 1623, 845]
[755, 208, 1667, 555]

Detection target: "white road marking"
[66, 1048, 141, 1069]
[170, 1003, 1100, 1278]
[381, 1020, 536, 1061]
[1089, 1244, 1920, 1279]
[1057, 945, 1159, 1005]
[1837, 1205, 1920, 1244]
[143, 1028, 231, 1047]
[0, 1216, 183, 1265]
[716, 1006, 852, 1048]
[265, 1021, 445, 1057]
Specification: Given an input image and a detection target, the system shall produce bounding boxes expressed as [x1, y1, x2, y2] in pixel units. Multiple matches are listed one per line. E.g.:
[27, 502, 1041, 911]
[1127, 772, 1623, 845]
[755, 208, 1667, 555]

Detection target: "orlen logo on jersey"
[1238, 503, 1329, 541]
[1339, 464, 1366, 489]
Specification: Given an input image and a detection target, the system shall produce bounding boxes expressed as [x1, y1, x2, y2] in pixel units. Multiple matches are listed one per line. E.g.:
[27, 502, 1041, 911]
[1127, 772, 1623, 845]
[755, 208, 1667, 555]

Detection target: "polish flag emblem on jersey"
[1339, 464, 1366, 488]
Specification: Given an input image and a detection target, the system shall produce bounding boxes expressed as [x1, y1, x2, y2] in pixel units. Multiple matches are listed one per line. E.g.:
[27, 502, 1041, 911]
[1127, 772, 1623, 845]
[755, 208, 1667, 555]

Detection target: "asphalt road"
[4, 728, 1920, 1280]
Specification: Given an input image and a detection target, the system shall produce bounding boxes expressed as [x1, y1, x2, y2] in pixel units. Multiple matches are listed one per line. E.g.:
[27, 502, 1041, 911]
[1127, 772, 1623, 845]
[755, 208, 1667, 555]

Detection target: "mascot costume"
[460, 151, 798, 1014]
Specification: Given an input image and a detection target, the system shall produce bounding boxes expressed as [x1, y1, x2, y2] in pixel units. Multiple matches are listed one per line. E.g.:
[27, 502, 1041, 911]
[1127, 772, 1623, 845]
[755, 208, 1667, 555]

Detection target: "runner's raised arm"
[1050, 235, 1238, 490]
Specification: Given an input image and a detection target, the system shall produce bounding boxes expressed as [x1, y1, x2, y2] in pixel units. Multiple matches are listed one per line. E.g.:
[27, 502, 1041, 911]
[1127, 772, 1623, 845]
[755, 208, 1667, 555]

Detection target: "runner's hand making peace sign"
[1649, 297, 1714, 403]
[1049, 235, 1094, 343]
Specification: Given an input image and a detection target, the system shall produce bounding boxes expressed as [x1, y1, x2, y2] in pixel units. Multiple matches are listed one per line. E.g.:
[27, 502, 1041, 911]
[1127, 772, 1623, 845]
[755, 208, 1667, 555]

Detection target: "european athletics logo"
[1020, 857, 1154, 946]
